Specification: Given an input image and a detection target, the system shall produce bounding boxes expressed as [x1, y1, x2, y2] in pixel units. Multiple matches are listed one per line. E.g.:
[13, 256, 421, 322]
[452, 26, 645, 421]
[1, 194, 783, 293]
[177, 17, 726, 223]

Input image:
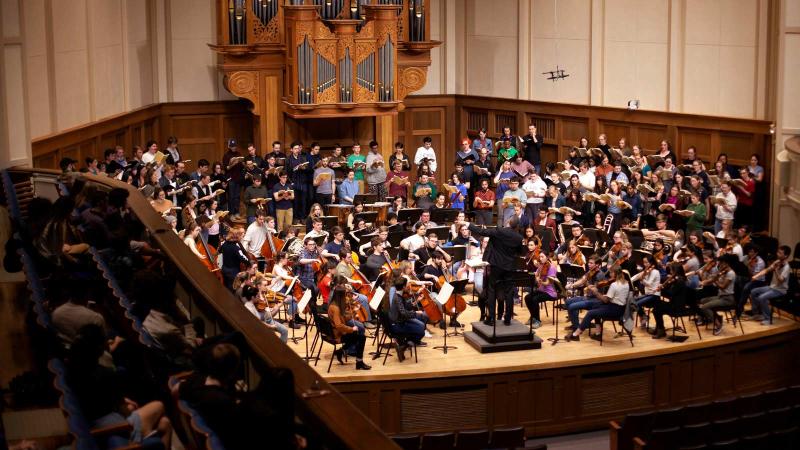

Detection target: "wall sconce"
[627, 100, 640, 111]
[770, 124, 776, 135]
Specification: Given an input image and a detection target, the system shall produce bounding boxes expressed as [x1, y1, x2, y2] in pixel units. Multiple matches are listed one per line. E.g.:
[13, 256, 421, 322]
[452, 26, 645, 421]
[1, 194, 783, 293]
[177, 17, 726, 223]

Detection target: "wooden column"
[376, 113, 398, 160]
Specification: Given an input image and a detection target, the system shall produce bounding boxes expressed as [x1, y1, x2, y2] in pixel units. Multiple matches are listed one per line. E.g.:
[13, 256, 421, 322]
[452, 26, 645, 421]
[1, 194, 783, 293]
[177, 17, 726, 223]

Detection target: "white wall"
[422, 0, 771, 120]
[0, 0, 232, 168]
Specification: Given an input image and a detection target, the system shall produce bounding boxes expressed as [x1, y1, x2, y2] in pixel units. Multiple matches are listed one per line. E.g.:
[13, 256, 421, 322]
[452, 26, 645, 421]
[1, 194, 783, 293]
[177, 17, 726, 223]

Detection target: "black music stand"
[443, 279, 469, 339]
[578, 245, 595, 260]
[625, 229, 645, 249]
[358, 232, 379, 247]
[281, 237, 298, 253]
[547, 277, 568, 346]
[354, 193, 378, 205]
[397, 208, 423, 227]
[440, 245, 467, 263]
[427, 226, 451, 242]
[430, 208, 461, 224]
[535, 226, 557, 253]
[320, 215, 339, 230]
[354, 211, 378, 225]
[387, 230, 412, 247]
[559, 223, 572, 243]
[309, 234, 327, 247]
[583, 228, 608, 247]
[387, 223, 404, 233]
[631, 249, 651, 267]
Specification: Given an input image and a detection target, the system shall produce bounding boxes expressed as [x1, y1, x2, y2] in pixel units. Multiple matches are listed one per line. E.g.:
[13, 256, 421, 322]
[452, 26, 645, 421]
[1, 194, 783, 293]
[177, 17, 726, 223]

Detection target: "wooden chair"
[609, 410, 655, 450]
[632, 426, 680, 450]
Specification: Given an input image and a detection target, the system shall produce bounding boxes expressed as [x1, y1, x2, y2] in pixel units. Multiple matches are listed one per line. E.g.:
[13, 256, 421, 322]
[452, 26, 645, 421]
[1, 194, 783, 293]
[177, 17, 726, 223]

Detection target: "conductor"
[457, 216, 525, 326]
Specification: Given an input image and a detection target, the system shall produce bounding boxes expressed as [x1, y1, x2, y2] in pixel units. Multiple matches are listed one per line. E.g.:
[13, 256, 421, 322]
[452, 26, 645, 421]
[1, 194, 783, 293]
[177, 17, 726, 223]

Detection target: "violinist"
[651, 239, 670, 277]
[739, 245, 766, 315]
[268, 252, 304, 329]
[557, 224, 590, 255]
[698, 257, 735, 334]
[605, 232, 626, 266]
[747, 245, 791, 325]
[297, 237, 322, 303]
[243, 278, 288, 343]
[631, 255, 661, 325]
[388, 276, 427, 360]
[564, 255, 606, 333]
[558, 240, 585, 268]
[327, 287, 372, 370]
[648, 263, 691, 339]
[524, 252, 557, 329]
[219, 228, 251, 290]
[565, 267, 630, 342]
[317, 262, 338, 309]
[397, 261, 433, 333]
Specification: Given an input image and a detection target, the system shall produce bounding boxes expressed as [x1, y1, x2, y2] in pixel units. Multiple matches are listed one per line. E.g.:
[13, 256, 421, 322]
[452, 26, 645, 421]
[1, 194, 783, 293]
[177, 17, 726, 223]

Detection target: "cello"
[435, 259, 467, 318]
[196, 234, 223, 282]
[346, 262, 373, 323]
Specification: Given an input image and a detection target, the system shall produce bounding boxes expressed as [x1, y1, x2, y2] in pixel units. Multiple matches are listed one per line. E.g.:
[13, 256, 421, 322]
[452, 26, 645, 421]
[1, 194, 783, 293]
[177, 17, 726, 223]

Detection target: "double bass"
[260, 228, 284, 273]
[196, 234, 223, 282]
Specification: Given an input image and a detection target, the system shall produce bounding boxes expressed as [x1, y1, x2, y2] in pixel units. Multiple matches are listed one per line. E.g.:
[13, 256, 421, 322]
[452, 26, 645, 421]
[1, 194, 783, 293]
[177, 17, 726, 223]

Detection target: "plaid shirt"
[298, 248, 319, 283]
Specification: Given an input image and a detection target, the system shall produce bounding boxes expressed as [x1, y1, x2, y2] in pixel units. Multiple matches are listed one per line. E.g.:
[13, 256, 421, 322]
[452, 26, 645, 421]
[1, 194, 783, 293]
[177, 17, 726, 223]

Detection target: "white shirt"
[141, 151, 156, 164]
[578, 171, 595, 191]
[606, 281, 630, 306]
[770, 263, 790, 293]
[242, 222, 268, 257]
[631, 269, 661, 295]
[270, 265, 292, 292]
[715, 191, 737, 220]
[401, 234, 426, 252]
[184, 236, 205, 258]
[522, 178, 547, 204]
[414, 146, 437, 172]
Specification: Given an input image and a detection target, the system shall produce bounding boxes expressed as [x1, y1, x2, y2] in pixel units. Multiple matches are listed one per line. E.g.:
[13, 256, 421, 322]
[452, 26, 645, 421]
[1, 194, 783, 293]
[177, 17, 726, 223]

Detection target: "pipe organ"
[212, 0, 439, 149]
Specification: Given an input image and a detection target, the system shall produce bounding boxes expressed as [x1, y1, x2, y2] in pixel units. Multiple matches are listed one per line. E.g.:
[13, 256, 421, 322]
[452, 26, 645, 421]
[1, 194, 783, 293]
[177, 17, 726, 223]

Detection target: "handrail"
[5, 168, 398, 450]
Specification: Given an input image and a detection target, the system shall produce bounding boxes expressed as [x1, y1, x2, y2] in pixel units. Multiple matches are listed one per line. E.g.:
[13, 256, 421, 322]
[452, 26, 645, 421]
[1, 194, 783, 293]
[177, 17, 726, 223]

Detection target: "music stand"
[444, 279, 469, 338]
[583, 228, 608, 247]
[547, 277, 568, 346]
[281, 237, 298, 253]
[385, 246, 400, 260]
[397, 208, 423, 227]
[440, 245, 467, 263]
[631, 249, 651, 267]
[320, 216, 339, 230]
[309, 234, 327, 247]
[387, 223, 404, 233]
[625, 229, 645, 249]
[430, 208, 461, 224]
[559, 223, 572, 243]
[535, 226, 556, 253]
[387, 230, 411, 247]
[397, 247, 409, 261]
[354, 211, 378, 225]
[354, 193, 378, 205]
[578, 246, 595, 260]
[427, 226, 451, 242]
[358, 232, 379, 246]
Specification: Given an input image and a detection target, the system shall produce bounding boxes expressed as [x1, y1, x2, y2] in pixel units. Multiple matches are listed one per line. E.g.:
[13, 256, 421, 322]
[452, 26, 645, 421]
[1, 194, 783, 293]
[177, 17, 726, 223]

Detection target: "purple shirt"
[538, 264, 558, 298]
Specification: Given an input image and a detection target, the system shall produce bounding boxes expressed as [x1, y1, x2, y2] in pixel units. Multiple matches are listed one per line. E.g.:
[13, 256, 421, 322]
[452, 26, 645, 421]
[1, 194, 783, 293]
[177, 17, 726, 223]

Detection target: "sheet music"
[436, 282, 454, 306]
[297, 289, 312, 312]
[369, 287, 385, 310]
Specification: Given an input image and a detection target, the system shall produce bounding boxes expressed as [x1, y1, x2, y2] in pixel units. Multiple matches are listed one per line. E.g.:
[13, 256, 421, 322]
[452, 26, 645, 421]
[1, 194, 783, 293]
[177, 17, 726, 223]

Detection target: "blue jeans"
[750, 286, 784, 318]
[354, 294, 372, 321]
[579, 303, 624, 331]
[267, 320, 288, 343]
[741, 280, 765, 310]
[566, 296, 601, 330]
[390, 318, 426, 344]
[635, 294, 660, 313]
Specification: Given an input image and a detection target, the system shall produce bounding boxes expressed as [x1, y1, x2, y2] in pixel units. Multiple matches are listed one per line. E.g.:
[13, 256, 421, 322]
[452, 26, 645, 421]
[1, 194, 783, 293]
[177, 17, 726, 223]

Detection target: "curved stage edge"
[293, 318, 800, 437]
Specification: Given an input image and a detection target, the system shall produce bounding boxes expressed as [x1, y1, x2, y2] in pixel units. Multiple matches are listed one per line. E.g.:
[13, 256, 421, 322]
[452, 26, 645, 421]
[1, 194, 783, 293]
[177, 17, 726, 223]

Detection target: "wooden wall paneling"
[719, 131, 759, 167]
[636, 125, 669, 152]
[678, 128, 714, 162]
[598, 122, 632, 147]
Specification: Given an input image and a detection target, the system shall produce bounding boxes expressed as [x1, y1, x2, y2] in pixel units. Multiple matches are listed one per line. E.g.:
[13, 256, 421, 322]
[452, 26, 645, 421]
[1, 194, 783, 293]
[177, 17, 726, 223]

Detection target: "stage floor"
[287, 298, 800, 384]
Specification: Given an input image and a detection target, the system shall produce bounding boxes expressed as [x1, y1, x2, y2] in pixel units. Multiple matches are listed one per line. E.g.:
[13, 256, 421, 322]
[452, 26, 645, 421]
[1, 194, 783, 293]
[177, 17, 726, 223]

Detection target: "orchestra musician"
[388, 276, 428, 361]
[219, 227, 251, 290]
[246, 278, 289, 343]
[739, 245, 766, 312]
[648, 264, 690, 339]
[327, 287, 372, 370]
[697, 256, 736, 335]
[411, 232, 452, 277]
[631, 255, 662, 323]
[746, 245, 791, 324]
[297, 237, 322, 303]
[242, 213, 269, 271]
[565, 266, 631, 342]
[333, 249, 375, 326]
[524, 252, 557, 329]
[563, 254, 606, 333]
[268, 252, 304, 329]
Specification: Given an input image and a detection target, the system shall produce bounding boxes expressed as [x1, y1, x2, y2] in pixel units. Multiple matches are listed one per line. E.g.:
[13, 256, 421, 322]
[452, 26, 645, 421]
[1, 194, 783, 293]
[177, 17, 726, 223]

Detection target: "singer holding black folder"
[457, 216, 525, 326]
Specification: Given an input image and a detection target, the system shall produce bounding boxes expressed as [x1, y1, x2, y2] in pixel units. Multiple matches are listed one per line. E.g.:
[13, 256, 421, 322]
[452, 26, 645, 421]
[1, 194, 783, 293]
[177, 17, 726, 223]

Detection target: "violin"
[345, 286, 369, 323]
[282, 265, 305, 300]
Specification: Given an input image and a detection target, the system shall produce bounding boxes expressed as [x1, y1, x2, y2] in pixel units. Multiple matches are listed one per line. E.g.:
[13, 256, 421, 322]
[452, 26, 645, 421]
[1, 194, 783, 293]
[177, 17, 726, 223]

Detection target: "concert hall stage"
[287, 303, 800, 437]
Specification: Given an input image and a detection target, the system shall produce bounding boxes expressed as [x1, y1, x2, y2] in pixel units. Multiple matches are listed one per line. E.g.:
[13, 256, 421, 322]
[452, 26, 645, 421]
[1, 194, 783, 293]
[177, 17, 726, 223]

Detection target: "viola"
[282, 265, 305, 301]
[408, 276, 443, 324]
[436, 260, 467, 318]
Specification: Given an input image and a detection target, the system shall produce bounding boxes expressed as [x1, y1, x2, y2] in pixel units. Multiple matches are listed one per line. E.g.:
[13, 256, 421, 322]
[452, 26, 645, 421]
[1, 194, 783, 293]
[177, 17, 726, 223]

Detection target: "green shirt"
[686, 202, 707, 232]
[498, 147, 518, 165]
[347, 154, 367, 180]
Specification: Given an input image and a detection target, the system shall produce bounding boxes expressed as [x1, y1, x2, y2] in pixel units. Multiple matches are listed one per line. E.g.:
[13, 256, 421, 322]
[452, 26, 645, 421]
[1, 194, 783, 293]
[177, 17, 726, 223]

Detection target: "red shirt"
[318, 274, 333, 304]
[735, 179, 755, 207]
[474, 189, 496, 210]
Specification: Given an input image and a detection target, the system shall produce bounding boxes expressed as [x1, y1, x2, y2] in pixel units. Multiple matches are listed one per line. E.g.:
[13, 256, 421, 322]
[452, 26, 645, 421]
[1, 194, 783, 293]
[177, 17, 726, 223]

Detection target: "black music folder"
[354, 211, 378, 224]
[354, 193, 378, 205]
[427, 226, 451, 242]
[320, 215, 339, 230]
[397, 208, 423, 226]
[441, 245, 467, 262]
[430, 208, 461, 224]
